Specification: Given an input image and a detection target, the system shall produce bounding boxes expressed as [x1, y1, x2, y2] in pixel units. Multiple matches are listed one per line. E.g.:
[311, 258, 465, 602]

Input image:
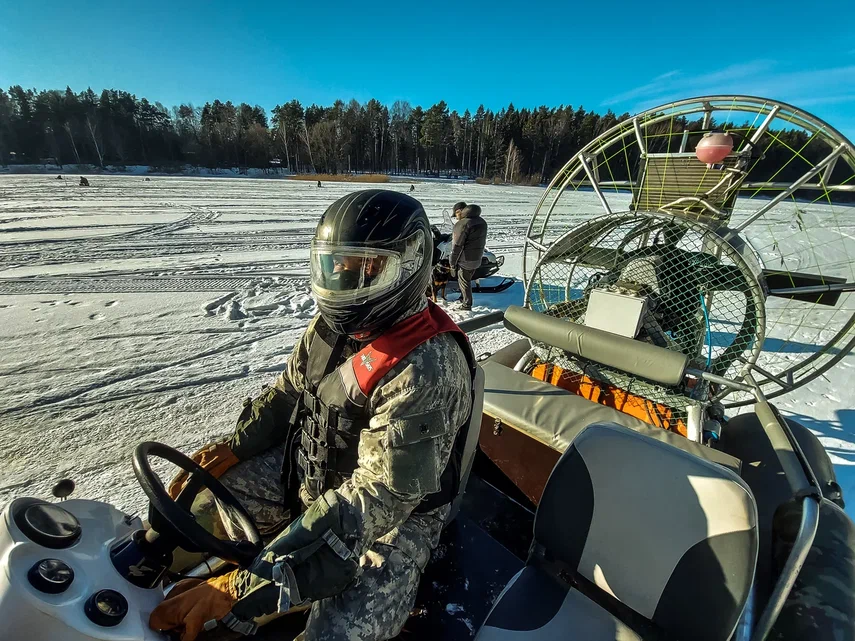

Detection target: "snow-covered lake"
[1, 174, 854, 517]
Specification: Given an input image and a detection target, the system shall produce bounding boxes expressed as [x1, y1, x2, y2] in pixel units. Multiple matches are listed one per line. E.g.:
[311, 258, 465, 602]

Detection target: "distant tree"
[272, 100, 304, 172]
[0, 88, 14, 165]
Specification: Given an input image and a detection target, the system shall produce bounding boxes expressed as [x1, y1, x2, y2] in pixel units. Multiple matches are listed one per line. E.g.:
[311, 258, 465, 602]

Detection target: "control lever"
[52, 479, 75, 501]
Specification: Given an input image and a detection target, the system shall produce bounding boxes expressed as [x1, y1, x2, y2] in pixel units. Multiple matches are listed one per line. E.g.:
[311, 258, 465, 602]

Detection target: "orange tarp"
[531, 363, 688, 437]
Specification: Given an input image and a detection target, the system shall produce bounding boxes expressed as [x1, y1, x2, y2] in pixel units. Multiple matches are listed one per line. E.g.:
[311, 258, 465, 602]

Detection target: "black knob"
[15, 502, 81, 549]
[84, 589, 128, 627]
[28, 559, 74, 594]
[52, 479, 76, 500]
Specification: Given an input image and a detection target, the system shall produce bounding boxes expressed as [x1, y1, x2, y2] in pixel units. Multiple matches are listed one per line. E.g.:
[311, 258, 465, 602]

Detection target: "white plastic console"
[0, 498, 165, 640]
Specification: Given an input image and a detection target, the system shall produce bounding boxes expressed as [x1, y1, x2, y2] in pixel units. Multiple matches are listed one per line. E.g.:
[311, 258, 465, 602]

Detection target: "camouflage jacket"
[229, 303, 473, 601]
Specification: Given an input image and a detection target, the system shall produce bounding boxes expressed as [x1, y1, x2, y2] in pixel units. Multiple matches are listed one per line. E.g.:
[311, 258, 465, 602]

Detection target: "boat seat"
[448, 365, 485, 524]
[631, 154, 747, 223]
[475, 423, 758, 641]
[475, 565, 643, 641]
[482, 360, 740, 472]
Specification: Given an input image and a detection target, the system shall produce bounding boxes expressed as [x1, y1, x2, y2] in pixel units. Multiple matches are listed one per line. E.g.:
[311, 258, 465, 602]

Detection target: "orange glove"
[149, 572, 239, 641]
[167, 443, 240, 500]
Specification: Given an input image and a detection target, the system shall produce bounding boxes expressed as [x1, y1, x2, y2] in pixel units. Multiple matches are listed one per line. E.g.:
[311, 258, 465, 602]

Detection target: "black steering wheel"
[133, 442, 262, 567]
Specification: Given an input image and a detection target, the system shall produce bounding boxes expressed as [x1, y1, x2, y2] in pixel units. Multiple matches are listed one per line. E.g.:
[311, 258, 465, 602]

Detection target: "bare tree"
[86, 115, 103, 167]
[302, 118, 314, 171]
[504, 139, 521, 183]
[63, 122, 81, 164]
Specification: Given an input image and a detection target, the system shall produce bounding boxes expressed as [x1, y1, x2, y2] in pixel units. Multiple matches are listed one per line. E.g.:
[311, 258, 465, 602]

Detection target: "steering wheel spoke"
[175, 472, 204, 511]
[133, 442, 262, 567]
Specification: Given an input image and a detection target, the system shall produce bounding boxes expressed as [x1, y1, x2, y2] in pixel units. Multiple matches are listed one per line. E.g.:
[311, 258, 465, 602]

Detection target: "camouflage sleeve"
[334, 332, 472, 557]
[283, 316, 319, 395]
[225, 318, 317, 461]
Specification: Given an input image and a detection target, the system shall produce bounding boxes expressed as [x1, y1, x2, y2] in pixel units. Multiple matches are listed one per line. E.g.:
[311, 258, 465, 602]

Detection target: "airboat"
[1, 95, 854, 641]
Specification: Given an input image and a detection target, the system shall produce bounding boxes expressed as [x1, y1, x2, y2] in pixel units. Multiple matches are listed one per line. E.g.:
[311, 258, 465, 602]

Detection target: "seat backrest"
[534, 422, 758, 641]
[447, 364, 485, 524]
[631, 154, 747, 223]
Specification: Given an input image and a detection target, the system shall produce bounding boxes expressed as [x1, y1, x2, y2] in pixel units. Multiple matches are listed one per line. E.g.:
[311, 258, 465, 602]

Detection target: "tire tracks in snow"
[118, 205, 221, 238]
[0, 276, 257, 295]
[0, 327, 284, 417]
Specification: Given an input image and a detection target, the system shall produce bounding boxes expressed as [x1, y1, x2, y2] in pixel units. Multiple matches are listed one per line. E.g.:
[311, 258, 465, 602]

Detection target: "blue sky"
[1, 0, 854, 136]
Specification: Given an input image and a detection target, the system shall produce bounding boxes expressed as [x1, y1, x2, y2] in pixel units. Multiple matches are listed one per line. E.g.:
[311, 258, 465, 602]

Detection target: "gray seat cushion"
[482, 361, 740, 473]
[475, 567, 641, 641]
[476, 424, 758, 641]
[535, 424, 758, 641]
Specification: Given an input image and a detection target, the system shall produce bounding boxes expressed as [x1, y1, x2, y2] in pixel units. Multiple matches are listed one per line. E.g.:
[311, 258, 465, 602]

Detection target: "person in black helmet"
[151, 189, 476, 641]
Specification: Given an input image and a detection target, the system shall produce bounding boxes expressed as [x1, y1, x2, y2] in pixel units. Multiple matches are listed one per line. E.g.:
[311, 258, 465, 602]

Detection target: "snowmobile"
[430, 215, 515, 294]
[2, 95, 855, 641]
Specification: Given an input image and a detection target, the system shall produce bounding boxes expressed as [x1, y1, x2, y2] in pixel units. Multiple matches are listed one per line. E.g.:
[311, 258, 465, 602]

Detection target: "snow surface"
[0, 174, 853, 520]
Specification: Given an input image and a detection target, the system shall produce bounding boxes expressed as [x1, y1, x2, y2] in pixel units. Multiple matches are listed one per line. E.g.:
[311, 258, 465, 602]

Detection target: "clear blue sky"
[1, 0, 854, 136]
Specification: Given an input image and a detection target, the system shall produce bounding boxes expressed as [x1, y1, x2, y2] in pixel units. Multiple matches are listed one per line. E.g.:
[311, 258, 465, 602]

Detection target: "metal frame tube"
[686, 368, 756, 393]
[698, 368, 822, 640]
[579, 153, 613, 216]
[702, 102, 713, 130]
[633, 117, 646, 154]
[822, 156, 839, 186]
[679, 130, 689, 153]
[513, 348, 538, 372]
[686, 404, 703, 443]
[659, 196, 725, 217]
[729, 144, 847, 234]
[526, 237, 548, 252]
[748, 105, 781, 146]
[751, 497, 820, 641]
[736, 357, 793, 391]
[540, 162, 585, 228]
[741, 181, 855, 192]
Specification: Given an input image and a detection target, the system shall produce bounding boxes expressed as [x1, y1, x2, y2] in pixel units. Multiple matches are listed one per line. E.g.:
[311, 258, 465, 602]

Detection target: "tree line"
[0, 85, 634, 183]
[0, 85, 850, 199]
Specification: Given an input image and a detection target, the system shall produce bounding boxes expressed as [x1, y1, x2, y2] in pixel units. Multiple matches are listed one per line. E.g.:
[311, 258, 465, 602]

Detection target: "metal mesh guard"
[525, 212, 765, 408]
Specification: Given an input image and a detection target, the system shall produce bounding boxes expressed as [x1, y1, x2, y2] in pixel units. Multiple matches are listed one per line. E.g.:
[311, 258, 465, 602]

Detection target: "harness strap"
[219, 612, 258, 636]
[291, 304, 474, 508]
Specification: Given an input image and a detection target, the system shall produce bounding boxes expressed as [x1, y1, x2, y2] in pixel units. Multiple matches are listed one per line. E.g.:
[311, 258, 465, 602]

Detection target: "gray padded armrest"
[482, 361, 740, 473]
[503, 305, 689, 387]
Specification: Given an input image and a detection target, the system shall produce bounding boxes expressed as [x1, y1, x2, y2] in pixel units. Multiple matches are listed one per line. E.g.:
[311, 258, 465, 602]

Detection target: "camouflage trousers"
[187, 445, 425, 641]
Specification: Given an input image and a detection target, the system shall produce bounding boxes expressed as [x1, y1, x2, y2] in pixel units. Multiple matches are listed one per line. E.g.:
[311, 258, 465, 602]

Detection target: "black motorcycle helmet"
[310, 189, 432, 337]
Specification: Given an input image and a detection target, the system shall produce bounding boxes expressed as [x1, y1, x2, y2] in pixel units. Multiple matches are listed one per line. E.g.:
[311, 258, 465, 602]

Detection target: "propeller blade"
[764, 270, 848, 306]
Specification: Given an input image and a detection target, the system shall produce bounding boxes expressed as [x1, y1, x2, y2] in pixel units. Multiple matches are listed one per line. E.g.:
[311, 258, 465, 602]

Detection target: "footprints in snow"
[27, 299, 118, 312]
[203, 278, 316, 322]
[40, 299, 83, 307]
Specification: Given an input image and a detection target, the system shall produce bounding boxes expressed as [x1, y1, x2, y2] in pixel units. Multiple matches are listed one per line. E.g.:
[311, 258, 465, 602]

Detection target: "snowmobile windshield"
[310, 232, 426, 304]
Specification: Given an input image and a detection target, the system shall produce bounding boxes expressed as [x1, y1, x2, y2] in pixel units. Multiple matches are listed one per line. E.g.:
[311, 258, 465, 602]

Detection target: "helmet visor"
[310, 231, 426, 304]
